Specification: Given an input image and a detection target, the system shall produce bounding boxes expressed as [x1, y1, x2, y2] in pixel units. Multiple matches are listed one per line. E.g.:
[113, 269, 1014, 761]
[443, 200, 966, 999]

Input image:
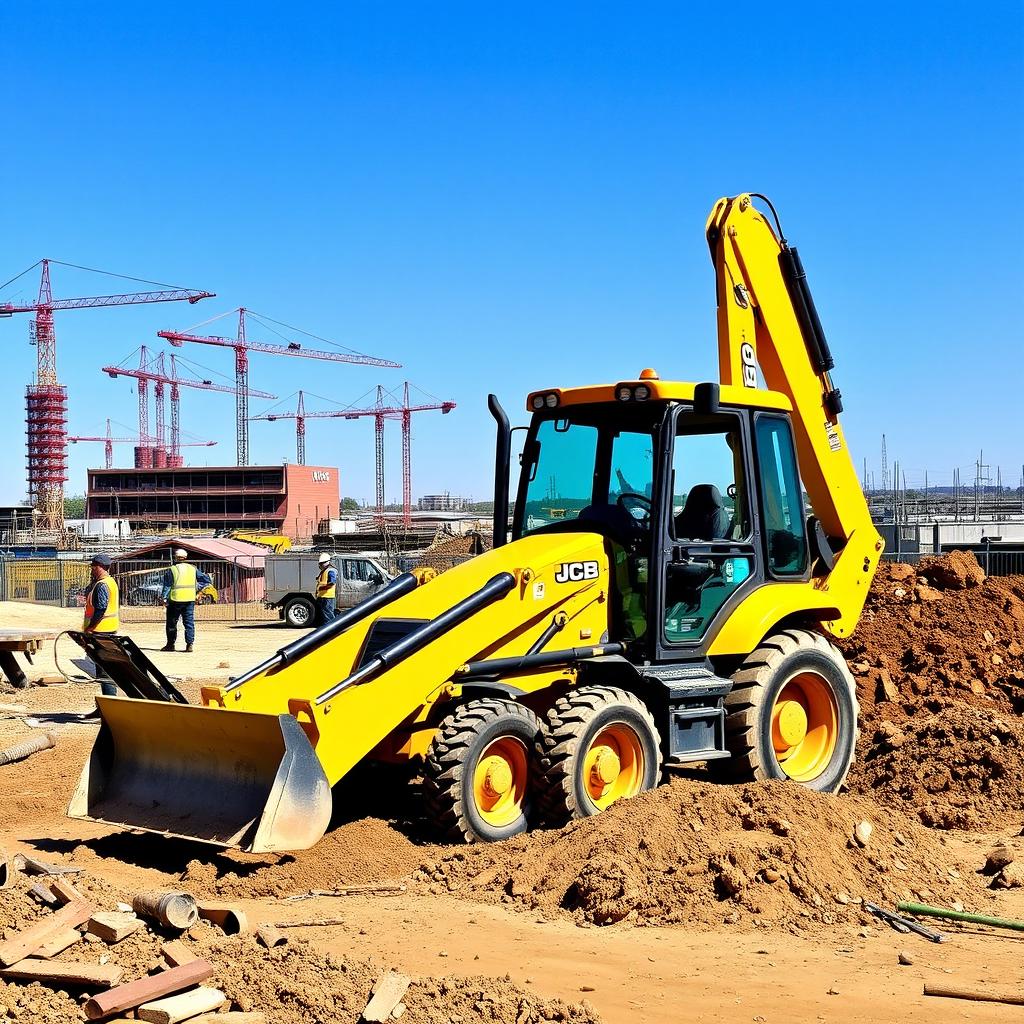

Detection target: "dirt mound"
[181, 818, 436, 899]
[210, 935, 600, 1024]
[839, 552, 1024, 829]
[421, 777, 968, 929]
[0, 880, 600, 1024]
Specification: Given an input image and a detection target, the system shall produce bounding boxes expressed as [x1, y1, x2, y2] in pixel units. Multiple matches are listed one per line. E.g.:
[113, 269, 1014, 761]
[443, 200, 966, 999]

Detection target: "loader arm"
[705, 194, 883, 636]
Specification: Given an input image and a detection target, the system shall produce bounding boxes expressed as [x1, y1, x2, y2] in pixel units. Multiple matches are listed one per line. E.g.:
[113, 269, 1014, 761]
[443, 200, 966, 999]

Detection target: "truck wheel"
[423, 698, 541, 843]
[716, 628, 858, 792]
[535, 686, 662, 826]
[283, 596, 315, 628]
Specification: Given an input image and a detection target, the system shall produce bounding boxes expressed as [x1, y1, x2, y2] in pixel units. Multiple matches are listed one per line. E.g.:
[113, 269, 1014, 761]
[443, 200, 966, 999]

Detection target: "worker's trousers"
[316, 597, 336, 627]
[166, 601, 196, 645]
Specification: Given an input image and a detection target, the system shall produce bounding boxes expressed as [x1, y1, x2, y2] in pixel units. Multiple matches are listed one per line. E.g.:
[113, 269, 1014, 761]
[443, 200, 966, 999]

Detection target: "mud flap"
[67, 697, 332, 853]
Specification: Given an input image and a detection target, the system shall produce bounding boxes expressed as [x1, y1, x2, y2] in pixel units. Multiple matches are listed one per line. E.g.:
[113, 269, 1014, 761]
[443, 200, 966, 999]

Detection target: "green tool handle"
[898, 902, 1024, 932]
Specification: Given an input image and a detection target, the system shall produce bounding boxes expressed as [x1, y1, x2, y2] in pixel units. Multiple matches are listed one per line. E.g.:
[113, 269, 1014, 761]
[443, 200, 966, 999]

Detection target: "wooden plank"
[28, 883, 58, 907]
[87, 912, 143, 943]
[0, 900, 95, 967]
[1, 957, 124, 987]
[362, 971, 411, 1023]
[14, 854, 82, 877]
[138, 986, 227, 1024]
[161, 939, 199, 968]
[49, 878, 85, 905]
[35, 926, 83, 959]
[191, 1015, 267, 1024]
[83, 959, 216, 1021]
[924, 982, 1024, 1006]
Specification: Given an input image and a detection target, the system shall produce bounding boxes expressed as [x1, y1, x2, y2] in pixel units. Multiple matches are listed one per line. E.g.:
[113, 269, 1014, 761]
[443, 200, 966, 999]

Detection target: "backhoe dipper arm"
[706, 194, 882, 624]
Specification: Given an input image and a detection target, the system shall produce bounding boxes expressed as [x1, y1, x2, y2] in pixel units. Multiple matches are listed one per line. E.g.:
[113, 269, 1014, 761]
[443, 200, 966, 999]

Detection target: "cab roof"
[526, 369, 792, 413]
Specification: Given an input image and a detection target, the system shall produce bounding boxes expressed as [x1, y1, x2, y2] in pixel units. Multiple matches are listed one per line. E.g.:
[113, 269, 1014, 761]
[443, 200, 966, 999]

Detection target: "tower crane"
[158, 308, 401, 466]
[103, 349, 275, 463]
[69, 419, 216, 470]
[251, 383, 456, 524]
[0, 259, 213, 531]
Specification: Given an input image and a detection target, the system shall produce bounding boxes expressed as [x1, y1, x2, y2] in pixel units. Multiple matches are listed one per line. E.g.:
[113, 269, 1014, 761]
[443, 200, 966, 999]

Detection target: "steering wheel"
[616, 491, 652, 528]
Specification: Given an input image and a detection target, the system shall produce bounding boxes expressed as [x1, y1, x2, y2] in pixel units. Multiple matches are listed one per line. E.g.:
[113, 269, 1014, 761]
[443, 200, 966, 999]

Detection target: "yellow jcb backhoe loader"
[68, 194, 882, 852]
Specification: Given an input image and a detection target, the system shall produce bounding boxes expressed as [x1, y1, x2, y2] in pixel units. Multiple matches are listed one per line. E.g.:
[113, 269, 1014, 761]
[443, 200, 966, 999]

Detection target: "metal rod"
[315, 572, 517, 705]
[456, 642, 625, 681]
[897, 901, 1024, 933]
[864, 900, 946, 943]
[224, 571, 420, 692]
[525, 612, 567, 656]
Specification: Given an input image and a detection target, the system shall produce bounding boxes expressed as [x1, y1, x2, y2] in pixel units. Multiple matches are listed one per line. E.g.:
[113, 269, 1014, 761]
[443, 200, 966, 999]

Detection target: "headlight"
[634, 385, 650, 401]
[531, 395, 545, 410]
[617, 386, 632, 401]
[544, 393, 558, 408]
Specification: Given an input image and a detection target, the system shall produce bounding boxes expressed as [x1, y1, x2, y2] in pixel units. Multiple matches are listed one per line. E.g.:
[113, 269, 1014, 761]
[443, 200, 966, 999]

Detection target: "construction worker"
[160, 548, 212, 653]
[83, 552, 120, 696]
[315, 552, 338, 626]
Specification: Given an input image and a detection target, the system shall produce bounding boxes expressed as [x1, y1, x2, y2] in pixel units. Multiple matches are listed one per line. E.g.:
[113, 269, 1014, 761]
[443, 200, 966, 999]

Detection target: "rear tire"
[715, 628, 858, 792]
[283, 596, 315, 628]
[535, 686, 662, 827]
[422, 698, 541, 843]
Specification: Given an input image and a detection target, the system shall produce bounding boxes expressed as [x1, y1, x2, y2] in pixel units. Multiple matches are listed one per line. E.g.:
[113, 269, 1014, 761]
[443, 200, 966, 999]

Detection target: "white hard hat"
[318, 552, 331, 563]
[174, 548, 188, 560]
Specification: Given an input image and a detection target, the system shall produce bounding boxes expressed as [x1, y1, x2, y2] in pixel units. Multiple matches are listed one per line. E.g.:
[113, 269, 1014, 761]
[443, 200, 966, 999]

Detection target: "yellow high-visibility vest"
[169, 562, 198, 602]
[316, 565, 336, 599]
[83, 574, 120, 633]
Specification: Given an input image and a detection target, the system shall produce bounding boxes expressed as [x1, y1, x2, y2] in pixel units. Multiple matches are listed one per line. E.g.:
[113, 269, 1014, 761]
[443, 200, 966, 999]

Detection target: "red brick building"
[85, 463, 340, 540]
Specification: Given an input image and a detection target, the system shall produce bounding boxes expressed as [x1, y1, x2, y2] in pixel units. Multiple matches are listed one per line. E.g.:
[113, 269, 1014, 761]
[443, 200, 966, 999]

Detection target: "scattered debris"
[0, 730, 56, 766]
[83, 958, 217, 1021]
[924, 982, 1024, 1006]
[87, 911, 144, 943]
[137, 985, 227, 1023]
[898, 951, 914, 966]
[132, 890, 200, 930]
[0, 958, 124, 987]
[197, 902, 249, 936]
[897, 901, 1024, 933]
[362, 971, 411, 1023]
[255, 925, 287, 949]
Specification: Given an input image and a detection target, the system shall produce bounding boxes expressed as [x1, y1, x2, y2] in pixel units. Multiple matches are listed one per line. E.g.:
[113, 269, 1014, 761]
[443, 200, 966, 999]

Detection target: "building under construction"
[85, 463, 339, 540]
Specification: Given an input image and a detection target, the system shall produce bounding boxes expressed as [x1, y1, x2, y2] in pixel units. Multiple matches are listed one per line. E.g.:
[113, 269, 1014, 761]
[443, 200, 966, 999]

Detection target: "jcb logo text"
[554, 560, 600, 583]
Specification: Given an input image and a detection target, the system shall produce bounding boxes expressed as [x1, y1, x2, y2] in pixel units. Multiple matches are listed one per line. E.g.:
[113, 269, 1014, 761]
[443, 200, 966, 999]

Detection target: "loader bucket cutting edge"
[67, 697, 332, 853]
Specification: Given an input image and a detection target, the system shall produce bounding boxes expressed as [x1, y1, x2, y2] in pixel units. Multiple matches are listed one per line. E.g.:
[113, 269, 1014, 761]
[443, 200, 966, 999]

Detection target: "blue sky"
[1, 2, 1021, 505]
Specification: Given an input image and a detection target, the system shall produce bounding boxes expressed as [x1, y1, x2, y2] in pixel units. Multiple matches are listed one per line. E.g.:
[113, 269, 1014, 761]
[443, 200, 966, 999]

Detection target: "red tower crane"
[69, 419, 216, 469]
[0, 259, 213, 531]
[251, 383, 456, 525]
[103, 349, 275, 466]
[158, 308, 401, 466]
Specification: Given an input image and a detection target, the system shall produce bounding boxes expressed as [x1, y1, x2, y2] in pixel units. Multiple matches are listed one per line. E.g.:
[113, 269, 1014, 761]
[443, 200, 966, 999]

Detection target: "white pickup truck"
[264, 553, 393, 627]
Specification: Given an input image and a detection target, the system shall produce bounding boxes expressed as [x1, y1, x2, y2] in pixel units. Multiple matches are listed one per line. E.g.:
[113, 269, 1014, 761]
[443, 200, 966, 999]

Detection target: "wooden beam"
[83, 959, 215, 1021]
[49, 878, 85, 905]
[160, 940, 199, 968]
[0, 901, 95, 966]
[1, 958, 124, 987]
[87, 912, 143, 943]
[137, 986, 227, 1023]
[35, 927, 83, 959]
[191, 1014, 267, 1024]
[924, 982, 1024, 1006]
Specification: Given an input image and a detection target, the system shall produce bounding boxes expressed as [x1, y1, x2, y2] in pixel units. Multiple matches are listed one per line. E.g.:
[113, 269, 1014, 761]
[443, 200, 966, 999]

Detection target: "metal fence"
[882, 548, 1024, 577]
[0, 549, 482, 623]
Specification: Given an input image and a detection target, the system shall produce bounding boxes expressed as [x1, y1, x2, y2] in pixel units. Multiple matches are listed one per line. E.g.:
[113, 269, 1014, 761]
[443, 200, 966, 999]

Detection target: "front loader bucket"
[67, 697, 332, 853]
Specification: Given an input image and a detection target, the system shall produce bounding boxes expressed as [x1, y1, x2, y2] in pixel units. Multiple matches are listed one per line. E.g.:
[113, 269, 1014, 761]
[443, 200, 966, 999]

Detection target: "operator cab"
[511, 373, 811, 659]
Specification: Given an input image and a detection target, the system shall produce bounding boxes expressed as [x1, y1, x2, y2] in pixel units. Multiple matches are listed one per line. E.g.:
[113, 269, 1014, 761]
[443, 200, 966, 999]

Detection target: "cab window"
[755, 415, 808, 575]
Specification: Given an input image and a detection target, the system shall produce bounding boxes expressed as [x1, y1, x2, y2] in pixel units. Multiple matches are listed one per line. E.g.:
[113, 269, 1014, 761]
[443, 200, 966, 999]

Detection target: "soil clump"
[840, 552, 1024, 829]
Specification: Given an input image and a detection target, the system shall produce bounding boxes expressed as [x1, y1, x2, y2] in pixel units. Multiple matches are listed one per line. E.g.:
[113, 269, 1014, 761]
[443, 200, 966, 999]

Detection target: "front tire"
[717, 628, 858, 792]
[422, 698, 541, 843]
[283, 596, 315, 628]
[535, 686, 662, 827]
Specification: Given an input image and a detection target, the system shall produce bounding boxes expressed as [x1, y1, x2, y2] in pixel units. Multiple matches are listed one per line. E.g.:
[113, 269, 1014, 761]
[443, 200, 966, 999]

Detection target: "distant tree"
[340, 497, 360, 511]
[64, 494, 86, 519]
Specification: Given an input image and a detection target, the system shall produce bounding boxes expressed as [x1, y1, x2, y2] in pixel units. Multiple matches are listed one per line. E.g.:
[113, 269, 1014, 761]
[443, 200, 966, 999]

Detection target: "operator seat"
[674, 484, 728, 540]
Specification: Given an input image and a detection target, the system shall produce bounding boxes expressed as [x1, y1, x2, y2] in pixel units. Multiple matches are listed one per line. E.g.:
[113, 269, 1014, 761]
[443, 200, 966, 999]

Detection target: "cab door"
[653, 407, 760, 659]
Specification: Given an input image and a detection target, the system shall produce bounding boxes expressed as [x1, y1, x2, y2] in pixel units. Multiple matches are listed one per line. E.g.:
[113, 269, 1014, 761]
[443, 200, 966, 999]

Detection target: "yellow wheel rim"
[582, 723, 645, 810]
[771, 671, 839, 782]
[473, 736, 529, 828]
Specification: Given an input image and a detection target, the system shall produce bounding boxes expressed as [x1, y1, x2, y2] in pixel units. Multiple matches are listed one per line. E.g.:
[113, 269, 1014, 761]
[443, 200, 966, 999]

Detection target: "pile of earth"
[179, 817, 439, 899]
[0, 880, 599, 1024]
[839, 551, 1024, 829]
[419, 776, 968, 930]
